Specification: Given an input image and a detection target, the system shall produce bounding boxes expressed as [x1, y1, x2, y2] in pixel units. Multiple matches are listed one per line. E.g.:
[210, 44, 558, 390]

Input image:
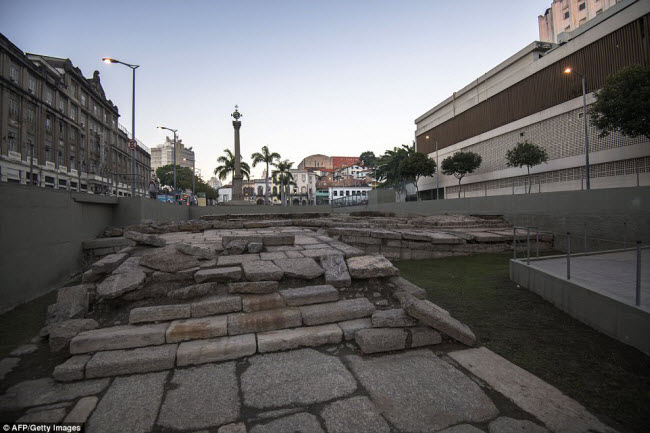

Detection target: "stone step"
[227, 308, 302, 335]
[69, 323, 168, 354]
[257, 324, 342, 353]
[85, 344, 177, 378]
[279, 285, 339, 307]
[355, 327, 442, 354]
[176, 334, 257, 367]
[300, 298, 376, 326]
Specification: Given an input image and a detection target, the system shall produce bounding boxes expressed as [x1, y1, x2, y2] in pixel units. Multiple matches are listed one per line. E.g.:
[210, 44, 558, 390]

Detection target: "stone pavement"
[0, 215, 613, 432]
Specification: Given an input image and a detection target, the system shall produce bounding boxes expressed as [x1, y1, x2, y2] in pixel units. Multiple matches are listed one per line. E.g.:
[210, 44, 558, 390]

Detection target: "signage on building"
[128, 139, 137, 150]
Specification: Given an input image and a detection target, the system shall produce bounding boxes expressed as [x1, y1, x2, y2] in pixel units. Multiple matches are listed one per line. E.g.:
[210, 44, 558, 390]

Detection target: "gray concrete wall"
[0, 184, 115, 313]
[112, 197, 189, 228]
[189, 204, 332, 219]
[510, 258, 650, 355]
[337, 187, 650, 250]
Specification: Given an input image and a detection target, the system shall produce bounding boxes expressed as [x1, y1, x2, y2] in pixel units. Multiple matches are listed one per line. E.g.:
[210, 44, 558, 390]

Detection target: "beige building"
[0, 33, 151, 195]
[539, 0, 620, 43]
[150, 136, 195, 172]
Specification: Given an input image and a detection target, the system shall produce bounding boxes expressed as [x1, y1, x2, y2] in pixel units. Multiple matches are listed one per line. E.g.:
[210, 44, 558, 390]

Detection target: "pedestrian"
[148, 180, 156, 199]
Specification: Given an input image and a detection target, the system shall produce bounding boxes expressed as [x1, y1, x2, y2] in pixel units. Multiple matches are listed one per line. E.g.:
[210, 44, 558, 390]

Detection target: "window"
[70, 127, 77, 144]
[27, 75, 36, 94]
[45, 137, 52, 161]
[26, 105, 35, 123]
[564, 11, 570, 19]
[9, 96, 19, 117]
[70, 105, 77, 121]
[80, 113, 87, 127]
[58, 97, 66, 114]
[333, 190, 338, 197]
[8, 127, 18, 152]
[80, 92, 86, 107]
[578, 3, 586, 11]
[346, 190, 350, 196]
[9, 63, 19, 82]
[45, 87, 53, 105]
[104, 112, 107, 124]
[46, 115, 53, 132]
[69, 82, 77, 97]
[58, 151, 65, 168]
[93, 104, 99, 117]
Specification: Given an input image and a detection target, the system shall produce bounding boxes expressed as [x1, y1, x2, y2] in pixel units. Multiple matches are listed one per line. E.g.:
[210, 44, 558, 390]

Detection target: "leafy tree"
[375, 143, 414, 193]
[251, 145, 281, 205]
[400, 152, 436, 199]
[272, 160, 295, 206]
[214, 149, 250, 182]
[505, 140, 549, 193]
[359, 151, 377, 168]
[155, 164, 216, 199]
[590, 65, 650, 140]
[441, 151, 482, 198]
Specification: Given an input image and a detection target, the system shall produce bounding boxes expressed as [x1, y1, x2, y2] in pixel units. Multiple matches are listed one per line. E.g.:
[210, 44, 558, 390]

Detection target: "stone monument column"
[231, 106, 243, 201]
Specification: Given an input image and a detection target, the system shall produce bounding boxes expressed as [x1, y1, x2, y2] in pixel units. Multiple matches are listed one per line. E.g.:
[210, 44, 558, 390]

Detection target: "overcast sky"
[1, 0, 550, 180]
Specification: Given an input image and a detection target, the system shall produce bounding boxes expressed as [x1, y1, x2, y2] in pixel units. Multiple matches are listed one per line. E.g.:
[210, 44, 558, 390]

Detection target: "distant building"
[297, 154, 360, 171]
[217, 185, 232, 203]
[150, 136, 194, 172]
[539, 0, 621, 43]
[0, 33, 151, 195]
[207, 176, 221, 190]
[415, 0, 649, 199]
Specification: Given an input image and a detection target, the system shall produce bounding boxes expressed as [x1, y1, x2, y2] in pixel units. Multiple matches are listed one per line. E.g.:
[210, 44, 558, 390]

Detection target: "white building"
[329, 185, 372, 203]
[288, 169, 318, 205]
[217, 185, 232, 204]
[150, 136, 195, 172]
[338, 164, 372, 181]
[414, 0, 649, 200]
[539, 0, 621, 44]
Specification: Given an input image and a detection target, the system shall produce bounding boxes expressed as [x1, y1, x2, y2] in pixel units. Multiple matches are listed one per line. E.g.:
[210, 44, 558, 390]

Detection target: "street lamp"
[425, 135, 440, 199]
[183, 157, 196, 196]
[101, 57, 140, 196]
[563, 67, 591, 190]
[157, 126, 178, 196]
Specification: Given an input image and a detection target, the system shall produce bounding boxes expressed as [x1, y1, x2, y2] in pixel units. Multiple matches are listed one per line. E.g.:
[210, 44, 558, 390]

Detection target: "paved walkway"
[529, 249, 650, 308]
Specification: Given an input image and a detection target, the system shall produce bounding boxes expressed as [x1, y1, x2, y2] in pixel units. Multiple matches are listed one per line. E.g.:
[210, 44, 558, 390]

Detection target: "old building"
[0, 34, 151, 195]
[539, 0, 621, 43]
[415, 0, 649, 199]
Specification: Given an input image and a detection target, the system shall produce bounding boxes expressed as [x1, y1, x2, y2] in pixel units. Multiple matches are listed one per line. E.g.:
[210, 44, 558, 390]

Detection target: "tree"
[375, 143, 414, 193]
[272, 160, 294, 206]
[214, 149, 250, 182]
[590, 65, 650, 140]
[400, 152, 437, 199]
[441, 151, 482, 198]
[155, 164, 193, 191]
[251, 145, 281, 205]
[505, 140, 549, 193]
[359, 151, 377, 168]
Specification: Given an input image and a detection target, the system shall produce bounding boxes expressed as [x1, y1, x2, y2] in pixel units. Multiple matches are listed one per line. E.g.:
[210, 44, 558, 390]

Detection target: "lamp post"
[425, 135, 440, 199]
[102, 57, 139, 196]
[183, 157, 196, 195]
[158, 126, 178, 196]
[563, 67, 590, 190]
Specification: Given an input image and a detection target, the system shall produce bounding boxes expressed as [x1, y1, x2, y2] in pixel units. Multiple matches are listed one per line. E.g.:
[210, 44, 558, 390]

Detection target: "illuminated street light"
[563, 66, 590, 190]
[158, 126, 178, 196]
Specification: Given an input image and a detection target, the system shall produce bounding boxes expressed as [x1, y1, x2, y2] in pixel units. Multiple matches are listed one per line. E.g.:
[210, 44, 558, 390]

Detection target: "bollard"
[636, 241, 642, 306]
[513, 227, 517, 259]
[526, 227, 531, 265]
[566, 233, 571, 280]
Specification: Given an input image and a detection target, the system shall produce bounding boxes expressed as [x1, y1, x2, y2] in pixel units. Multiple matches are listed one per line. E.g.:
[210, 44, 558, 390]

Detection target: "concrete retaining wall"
[510, 258, 650, 355]
[189, 204, 332, 219]
[337, 186, 650, 251]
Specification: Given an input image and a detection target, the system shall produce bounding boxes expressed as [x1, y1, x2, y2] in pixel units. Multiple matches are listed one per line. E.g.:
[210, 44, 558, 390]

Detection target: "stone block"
[347, 255, 399, 279]
[53, 355, 91, 382]
[47, 284, 91, 323]
[140, 246, 200, 272]
[355, 328, 407, 353]
[176, 334, 257, 367]
[257, 324, 342, 352]
[389, 276, 427, 299]
[338, 318, 373, 340]
[175, 242, 217, 259]
[0, 377, 109, 412]
[69, 323, 168, 354]
[300, 298, 375, 326]
[168, 282, 226, 300]
[370, 229, 402, 240]
[227, 308, 302, 335]
[195, 267, 242, 283]
[191, 295, 242, 317]
[273, 258, 324, 279]
[64, 396, 98, 424]
[260, 251, 287, 261]
[279, 285, 339, 307]
[85, 344, 177, 378]
[49, 319, 99, 352]
[222, 235, 263, 248]
[96, 271, 146, 299]
[218, 254, 260, 267]
[247, 241, 264, 253]
[229, 281, 279, 294]
[342, 236, 381, 245]
[124, 231, 166, 247]
[372, 308, 418, 328]
[322, 396, 391, 433]
[151, 267, 199, 282]
[242, 293, 286, 313]
[91, 253, 128, 274]
[166, 316, 228, 343]
[402, 297, 476, 346]
[129, 304, 191, 324]
[409, 326, 442, 348]
[262, 234, 295, 246]
[242, 260, 284, 281]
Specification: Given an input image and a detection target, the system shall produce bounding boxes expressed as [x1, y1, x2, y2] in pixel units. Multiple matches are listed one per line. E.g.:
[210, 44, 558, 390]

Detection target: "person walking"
[148, 180, 157, 199]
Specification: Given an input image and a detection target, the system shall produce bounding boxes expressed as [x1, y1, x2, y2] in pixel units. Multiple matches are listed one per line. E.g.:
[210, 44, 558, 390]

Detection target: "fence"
[331, 195, 368, 208]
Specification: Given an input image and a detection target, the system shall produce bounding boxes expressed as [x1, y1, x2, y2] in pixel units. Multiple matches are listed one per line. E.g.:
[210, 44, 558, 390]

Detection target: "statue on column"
[230, 105, 245, 202]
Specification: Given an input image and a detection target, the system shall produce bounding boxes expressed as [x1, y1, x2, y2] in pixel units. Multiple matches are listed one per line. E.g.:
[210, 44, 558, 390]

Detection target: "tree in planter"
[400, 152, 436, 199]
[505, 140, 549, 193]
[359, 151, 377, 168]
[251, 145, 281, 205]
[441, 151, 482, 198]
[589, 65, 650, 140]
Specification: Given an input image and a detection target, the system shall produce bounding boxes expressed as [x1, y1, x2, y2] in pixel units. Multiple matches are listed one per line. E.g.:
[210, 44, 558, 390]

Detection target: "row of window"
[332, 190, 368, 197]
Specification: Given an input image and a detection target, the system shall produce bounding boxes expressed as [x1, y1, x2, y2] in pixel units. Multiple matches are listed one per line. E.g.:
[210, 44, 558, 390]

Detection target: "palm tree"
[272, 160, 294, 206]
[251, 145, 281, 205]
[214, 149, 251, 182]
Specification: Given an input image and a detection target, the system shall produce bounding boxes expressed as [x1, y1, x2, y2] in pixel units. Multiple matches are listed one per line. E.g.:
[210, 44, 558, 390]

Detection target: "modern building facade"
[150, 136, 195, 172]
[0, 34, 151, 195]
[415, 0, 649, 199]
[539, 0, 621, 43]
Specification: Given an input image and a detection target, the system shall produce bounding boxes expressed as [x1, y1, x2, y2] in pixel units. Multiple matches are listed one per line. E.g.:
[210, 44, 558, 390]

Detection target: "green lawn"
[395, 253, 650, 433]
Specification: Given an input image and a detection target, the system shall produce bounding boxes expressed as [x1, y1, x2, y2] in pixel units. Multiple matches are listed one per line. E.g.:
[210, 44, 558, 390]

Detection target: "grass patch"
[396, 253, 650, 433]
[0, 290, 56, 358]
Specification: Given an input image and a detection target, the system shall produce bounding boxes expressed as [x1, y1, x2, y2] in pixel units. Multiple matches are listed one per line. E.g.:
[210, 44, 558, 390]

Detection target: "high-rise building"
[415, 0, 649, 199]
[539, 0, 621, 43]
[0, 34, 151, 195]
[150, 136, 195, 172]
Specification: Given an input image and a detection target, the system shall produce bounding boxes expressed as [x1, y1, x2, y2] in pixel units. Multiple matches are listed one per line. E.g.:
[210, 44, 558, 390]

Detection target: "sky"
[1, 0, 550, 181]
